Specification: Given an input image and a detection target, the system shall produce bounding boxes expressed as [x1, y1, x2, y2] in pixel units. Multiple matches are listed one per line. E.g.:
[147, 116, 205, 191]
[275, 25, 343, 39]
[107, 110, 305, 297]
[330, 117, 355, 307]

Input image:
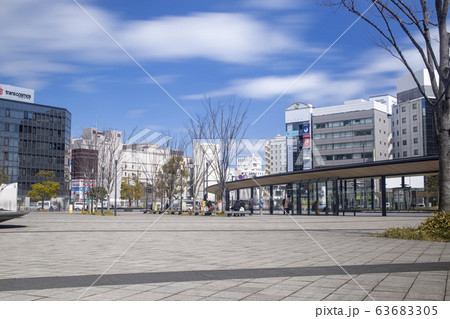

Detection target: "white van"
[74, 202, 85, 211]
[35, 201, 51, 210]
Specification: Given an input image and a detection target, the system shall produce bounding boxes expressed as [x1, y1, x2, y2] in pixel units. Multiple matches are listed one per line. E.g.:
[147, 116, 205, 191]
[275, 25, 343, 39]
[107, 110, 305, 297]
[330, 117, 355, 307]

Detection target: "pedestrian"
[249, 197, 254, 215]
[233, 200, 241, 211]
[284, 196, 291, 215]
[259, 196, 264, 215]
[312, 200, 319, 214]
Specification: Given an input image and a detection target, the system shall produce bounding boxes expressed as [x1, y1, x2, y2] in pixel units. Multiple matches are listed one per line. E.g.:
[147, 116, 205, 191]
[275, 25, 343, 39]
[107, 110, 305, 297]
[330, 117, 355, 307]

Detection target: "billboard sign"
[303, 135, 311, 147]
[0, 84, 34, 103]
[286, 130, 299, 137]
[302, 124, 310, 135]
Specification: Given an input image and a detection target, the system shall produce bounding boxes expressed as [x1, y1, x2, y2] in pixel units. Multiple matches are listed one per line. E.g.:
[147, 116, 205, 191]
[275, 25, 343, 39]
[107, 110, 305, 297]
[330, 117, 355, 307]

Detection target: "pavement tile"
[118, 291, 172, 301]
[404, 293, 444, 301]
[0, 294, 43, 301]
[1, 213, 448, 302]
[209, 290, 253, 300]
[243, 293, 285, 301]
[363, 291, 406, 301]
[323, 293, 367, 301]
[160, 294, 203, 301]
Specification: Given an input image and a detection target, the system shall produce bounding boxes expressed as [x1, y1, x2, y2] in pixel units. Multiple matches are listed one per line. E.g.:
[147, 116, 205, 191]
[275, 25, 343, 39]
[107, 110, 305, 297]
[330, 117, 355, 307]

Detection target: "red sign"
[303, 136, 311, 147]
[0, 88, 3, 95]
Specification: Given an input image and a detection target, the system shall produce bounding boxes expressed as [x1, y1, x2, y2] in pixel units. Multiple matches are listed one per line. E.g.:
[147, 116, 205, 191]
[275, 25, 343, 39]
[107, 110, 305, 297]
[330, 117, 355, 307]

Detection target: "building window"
[402, 106, 406, 112]
[403, 151, 408, 157]
[403, 140, 407, 145]
[412, 103, 417, 109]
[402, 129, 407, 134]
[414, 138, 418, 144]
[413, 126, 418, 132]
[402, 117, 406, 123]
[413, 115, 417, 121]
[414, 149, 419, 155]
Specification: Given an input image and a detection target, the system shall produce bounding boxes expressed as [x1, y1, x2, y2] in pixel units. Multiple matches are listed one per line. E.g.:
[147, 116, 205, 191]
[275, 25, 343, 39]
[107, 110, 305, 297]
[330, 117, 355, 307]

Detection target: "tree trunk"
[438, 98, 450, 212]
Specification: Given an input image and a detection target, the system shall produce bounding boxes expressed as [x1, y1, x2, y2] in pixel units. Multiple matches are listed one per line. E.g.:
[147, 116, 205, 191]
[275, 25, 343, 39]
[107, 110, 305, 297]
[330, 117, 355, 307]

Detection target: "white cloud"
[0, 0, 300, 86]
[184, 39, 430, 107]
[243, 0, 302, 10]
[184, 72, 366, 106]
[119, 12, 296, 64]
[126, 109, 147, 119]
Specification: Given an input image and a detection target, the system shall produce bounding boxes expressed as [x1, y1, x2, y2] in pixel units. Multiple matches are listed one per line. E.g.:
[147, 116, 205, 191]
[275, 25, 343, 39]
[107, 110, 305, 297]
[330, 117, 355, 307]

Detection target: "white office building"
[285, 98, 394, 171]
[264, 134, 287, 174]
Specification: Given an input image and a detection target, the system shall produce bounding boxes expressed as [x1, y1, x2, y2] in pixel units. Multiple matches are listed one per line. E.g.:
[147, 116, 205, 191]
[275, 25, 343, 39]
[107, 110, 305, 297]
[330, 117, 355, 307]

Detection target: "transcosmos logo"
[3, 89, 32, 100]
[0, 87, 3, 95]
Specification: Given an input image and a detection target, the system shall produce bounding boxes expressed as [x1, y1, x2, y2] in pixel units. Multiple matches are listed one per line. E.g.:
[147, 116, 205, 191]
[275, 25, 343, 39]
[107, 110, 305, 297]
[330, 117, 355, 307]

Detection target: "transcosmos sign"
[0, 84, 35, 103]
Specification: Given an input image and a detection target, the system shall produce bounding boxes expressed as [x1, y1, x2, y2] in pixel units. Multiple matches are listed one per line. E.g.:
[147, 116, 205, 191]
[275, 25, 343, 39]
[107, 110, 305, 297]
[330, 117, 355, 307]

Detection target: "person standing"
[249, 197, 254, 215]
[259, 196, 264, 215]
[312, 200, 319, 214]
[284, 196, 291, 215]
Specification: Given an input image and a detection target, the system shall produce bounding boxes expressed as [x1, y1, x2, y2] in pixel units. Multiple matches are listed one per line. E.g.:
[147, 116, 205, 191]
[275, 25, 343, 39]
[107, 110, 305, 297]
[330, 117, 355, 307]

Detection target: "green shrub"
[376, 211, 449, 242]
[418, 211, 450, 240]
[90, 210, 115, 216]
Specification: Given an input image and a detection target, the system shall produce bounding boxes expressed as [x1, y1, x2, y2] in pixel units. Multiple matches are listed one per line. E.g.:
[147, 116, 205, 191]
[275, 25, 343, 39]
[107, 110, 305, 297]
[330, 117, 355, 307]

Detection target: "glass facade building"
[0, 97, 71, 200]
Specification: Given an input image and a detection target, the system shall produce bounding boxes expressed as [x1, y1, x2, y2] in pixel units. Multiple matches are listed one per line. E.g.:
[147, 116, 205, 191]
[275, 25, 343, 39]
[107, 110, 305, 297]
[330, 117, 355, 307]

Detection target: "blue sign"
[302, 124, 310, 135]
[71, 187, 80, 191]
[286, 130, 299, 137]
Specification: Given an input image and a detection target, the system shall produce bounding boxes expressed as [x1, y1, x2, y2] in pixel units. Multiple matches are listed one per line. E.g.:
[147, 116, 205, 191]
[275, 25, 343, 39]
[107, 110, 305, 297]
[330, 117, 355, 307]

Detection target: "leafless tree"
[325, 0, 449, 211]
[188, 99, 249, 210]
[156, 130, 189, 209]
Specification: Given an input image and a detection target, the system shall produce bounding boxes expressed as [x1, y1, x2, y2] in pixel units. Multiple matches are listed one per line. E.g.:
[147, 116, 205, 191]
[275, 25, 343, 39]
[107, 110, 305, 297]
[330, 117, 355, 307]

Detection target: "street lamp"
[203, 160, 209, 202]
[114, 157, 118, 217]
[180, 161, 192, 214]
[180, 166, 184, 214]
[101, 164, 104, 215]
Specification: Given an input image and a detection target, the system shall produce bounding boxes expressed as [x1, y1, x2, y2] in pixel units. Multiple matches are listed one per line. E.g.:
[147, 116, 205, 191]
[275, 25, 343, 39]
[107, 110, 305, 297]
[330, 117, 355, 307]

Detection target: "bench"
[224, 210, 254, 217]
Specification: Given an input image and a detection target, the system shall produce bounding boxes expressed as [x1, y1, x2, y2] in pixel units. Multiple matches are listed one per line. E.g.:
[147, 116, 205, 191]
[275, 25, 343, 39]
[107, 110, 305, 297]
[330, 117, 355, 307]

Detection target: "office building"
[285, 98, 393, 171]
[392, 69, 438, 158]
[70, 128, 122, 204]
[0, 84, 71, 202]
[264, 134, 287, 174]
[229, 154, 265, 181]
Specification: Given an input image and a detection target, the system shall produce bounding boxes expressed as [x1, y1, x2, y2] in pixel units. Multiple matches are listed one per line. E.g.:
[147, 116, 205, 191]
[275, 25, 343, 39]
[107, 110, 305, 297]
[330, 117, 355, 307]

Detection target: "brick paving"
[0, 212, 448, 301]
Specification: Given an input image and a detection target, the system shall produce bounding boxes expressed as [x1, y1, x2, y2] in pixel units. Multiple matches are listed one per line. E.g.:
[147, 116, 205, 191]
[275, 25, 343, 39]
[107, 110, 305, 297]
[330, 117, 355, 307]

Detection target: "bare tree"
[156, 131, 189, 209]
[325, 0, 449, 211]
[188, 99, 249, 210]
[97, 130, 124, 210]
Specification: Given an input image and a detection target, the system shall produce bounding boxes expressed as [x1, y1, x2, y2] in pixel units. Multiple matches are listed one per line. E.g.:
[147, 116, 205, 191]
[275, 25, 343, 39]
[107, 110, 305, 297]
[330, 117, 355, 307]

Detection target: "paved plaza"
[0, 212, 449, 301]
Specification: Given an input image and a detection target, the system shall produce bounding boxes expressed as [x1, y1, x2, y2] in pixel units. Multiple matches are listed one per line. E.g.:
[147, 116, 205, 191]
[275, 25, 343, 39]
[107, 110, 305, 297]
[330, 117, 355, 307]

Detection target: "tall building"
[285, 103, 313, 171]
[0, 84, 71, 202]
[70, 128, 122, 204]
[229, 154, 265, 180]
[285, 98, 393, 171]
[264, 134, 287, 174]
[392, 69, 438, 158]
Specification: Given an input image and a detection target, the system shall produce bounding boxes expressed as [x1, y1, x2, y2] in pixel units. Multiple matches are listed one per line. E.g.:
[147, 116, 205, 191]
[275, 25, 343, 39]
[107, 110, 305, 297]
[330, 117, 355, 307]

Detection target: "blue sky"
[1, 0, 426, 142]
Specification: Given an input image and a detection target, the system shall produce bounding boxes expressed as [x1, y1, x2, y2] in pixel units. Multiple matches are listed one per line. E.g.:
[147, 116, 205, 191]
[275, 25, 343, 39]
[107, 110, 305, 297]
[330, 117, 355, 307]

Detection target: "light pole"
[101, 165, 104, 215]
[203, 160, 209, 202]
[114, 158, 118, 216]
[180, 166, 184, 214]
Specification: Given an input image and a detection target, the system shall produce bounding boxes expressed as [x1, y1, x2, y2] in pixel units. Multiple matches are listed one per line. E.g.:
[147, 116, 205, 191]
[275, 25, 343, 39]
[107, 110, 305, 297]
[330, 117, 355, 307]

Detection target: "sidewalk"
[0, 212, 448, 301]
